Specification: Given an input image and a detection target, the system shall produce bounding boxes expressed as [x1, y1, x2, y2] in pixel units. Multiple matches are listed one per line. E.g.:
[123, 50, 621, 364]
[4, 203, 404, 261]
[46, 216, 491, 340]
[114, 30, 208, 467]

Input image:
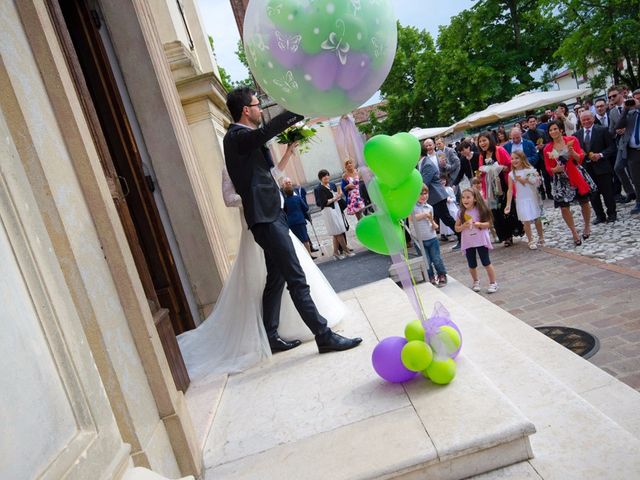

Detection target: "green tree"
[548, 0, 640, 90]
[435, 0, 564, 121]
[208, 35, 253, 91]
[361, 23, 440, 135]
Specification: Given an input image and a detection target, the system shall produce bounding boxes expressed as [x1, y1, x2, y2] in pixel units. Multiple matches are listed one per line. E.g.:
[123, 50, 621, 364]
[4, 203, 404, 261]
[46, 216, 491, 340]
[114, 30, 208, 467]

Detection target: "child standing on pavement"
[412, 185, 448, 287]
[455, 188, 499, 293]
[504, 150, 545, 250]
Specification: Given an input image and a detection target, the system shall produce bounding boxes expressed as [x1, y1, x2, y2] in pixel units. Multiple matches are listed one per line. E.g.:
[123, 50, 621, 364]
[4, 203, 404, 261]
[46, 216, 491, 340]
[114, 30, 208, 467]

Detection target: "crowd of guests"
[281, 84, 640, 294]
[415, 84, 640, 293]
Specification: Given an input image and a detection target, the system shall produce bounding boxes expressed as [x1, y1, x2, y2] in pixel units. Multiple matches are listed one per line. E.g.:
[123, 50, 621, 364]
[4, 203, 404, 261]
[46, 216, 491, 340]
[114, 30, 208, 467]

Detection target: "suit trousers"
[250, 211, 330, 340]
[615, 149, 636, 196]
[627, 148, 640, 202]
[588, 170, 616, 219]
[432, 199, 461, 241]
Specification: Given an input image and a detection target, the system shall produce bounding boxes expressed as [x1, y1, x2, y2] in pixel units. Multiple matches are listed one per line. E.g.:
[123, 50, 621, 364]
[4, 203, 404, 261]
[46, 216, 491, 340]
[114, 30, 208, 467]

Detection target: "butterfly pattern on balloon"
[275, 31, 302, 52]
[321, 19, 351, 65]
[273, 71, 299, 93]
[266, 2, 282, 17]
[351, 0, 361, 15]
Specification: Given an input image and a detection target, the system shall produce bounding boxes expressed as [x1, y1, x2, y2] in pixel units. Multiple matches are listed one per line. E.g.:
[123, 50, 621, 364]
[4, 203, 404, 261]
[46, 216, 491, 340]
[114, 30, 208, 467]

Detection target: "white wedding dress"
[177, 169, 345, 380]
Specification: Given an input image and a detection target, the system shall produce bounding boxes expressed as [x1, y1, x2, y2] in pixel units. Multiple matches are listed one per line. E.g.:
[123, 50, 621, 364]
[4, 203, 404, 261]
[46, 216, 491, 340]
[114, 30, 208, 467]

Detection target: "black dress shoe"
[616, 194, 631, 204]
[627, 193, 637, 201]
[607, 215, 617, 223]
[269, 336, 302, 353]
[592, 216, 607, 225]
[316, 331, 362, 353]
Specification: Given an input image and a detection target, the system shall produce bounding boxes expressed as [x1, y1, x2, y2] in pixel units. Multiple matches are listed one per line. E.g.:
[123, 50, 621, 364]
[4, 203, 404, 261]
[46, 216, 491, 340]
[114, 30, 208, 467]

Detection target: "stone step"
[202, 280, 535, 480]
[412, 277, 640, 478]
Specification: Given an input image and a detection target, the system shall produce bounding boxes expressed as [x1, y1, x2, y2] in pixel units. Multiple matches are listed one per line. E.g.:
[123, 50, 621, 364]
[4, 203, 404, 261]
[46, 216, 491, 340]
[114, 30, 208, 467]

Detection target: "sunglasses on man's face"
[247, 102, 261, 108]
[608, 94, 618, 99]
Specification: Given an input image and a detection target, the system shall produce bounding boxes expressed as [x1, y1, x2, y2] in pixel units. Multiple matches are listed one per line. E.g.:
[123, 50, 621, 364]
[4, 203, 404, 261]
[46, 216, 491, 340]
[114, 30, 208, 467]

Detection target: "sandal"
[582, 232, 590, 240]
[574, 238, 582, 246]
[528, 241, 538, 250]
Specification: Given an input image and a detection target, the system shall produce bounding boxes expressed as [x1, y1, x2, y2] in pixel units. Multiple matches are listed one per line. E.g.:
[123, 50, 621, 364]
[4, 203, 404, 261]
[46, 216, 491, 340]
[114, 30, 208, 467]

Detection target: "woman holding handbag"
[543, 120, 596, 246]
[316, 169, 355, 260]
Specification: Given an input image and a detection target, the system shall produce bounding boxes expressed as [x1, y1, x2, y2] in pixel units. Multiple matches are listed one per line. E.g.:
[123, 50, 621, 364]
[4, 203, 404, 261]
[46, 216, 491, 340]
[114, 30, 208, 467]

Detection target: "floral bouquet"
[276, 121, 318, 153]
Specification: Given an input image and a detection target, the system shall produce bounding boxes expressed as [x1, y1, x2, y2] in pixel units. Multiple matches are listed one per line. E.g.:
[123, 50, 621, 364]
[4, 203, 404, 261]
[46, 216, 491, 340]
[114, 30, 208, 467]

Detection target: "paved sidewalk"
[309, 202, 640, 392]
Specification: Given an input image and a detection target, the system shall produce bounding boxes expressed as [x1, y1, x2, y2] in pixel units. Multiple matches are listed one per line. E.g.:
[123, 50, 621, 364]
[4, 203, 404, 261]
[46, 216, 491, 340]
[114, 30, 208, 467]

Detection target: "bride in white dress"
[177, 148, 345, 380]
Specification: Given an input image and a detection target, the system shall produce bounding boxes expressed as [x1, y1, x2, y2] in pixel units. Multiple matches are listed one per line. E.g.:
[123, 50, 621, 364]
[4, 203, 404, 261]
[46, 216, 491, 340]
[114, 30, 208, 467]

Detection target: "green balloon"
[429, 326, 462, 356]
[375, 170, 423, 222]
[364, 133, 421, 188]
[423, 358, 457, 385]
[401, 341, 434, 372]
[404, 320, 425, 343]
[266, 0, 306, 32]
[341, 14, 369, 51]
[355, 213, 404, 255]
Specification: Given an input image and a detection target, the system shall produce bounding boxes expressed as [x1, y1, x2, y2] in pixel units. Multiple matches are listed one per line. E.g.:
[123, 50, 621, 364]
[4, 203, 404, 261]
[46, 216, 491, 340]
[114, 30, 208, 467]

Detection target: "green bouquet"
[276, 121, 317, 153]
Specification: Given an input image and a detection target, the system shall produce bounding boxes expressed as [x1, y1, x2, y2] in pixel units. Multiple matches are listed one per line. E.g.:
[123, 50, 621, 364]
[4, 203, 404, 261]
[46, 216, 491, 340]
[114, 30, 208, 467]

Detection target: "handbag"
[576, 164, 598, 194]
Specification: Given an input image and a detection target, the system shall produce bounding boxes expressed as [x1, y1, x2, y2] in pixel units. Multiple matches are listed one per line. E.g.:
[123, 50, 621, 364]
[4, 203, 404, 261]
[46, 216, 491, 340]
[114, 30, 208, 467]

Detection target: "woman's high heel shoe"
[574, 238, 582, 246]
[582, 232, 590, 240]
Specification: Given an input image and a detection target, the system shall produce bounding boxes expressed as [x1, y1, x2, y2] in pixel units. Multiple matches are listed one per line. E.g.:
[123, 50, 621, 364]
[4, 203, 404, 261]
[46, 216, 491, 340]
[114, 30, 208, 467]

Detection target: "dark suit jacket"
[575, 125, 615, 175]
[283, 193, 308, 226]
[224, 111, 303, 228]
[503, 139, 539, 167]
[419, 158, 447, 205]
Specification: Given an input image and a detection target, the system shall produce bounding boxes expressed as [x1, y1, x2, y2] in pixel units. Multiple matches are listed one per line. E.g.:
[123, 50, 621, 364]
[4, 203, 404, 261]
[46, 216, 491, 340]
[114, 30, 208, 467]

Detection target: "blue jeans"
[419, 238, 447, 279]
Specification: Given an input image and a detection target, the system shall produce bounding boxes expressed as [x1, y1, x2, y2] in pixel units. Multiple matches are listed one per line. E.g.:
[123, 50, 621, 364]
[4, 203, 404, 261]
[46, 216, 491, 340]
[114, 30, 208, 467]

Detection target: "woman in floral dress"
[341, 159, 366, 220]
[543, 120, 594, 246]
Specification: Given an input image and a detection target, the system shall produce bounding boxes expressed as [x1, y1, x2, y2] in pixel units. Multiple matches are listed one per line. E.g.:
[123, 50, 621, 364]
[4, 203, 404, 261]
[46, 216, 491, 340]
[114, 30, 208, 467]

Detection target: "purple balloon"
[371, 336, 418, 383]
[269, 32, 305, 69]
[336, 53, 371, 91]
[302, 52, 339, 91]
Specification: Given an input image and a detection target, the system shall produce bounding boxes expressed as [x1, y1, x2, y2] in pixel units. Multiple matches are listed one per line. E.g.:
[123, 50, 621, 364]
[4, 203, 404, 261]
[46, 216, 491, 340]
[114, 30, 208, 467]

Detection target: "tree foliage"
[363, 0, 565, 134]
[548, 0, 640, 90]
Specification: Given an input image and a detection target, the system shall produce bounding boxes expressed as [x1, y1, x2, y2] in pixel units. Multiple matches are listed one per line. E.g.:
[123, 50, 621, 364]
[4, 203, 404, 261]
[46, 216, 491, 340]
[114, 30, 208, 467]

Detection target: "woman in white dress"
[316, 169, 355, 260]
[504, 151, 545, 250]
[177, 145, 345, 380]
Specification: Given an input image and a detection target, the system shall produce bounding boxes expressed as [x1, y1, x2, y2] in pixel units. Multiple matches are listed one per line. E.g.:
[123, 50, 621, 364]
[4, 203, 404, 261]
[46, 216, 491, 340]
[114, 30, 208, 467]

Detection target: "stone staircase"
[187, 277, 640, 480]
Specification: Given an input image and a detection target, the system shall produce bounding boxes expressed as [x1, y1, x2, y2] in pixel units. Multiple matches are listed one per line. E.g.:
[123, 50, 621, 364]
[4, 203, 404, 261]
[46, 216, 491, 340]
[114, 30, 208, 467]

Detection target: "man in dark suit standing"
[419, 140, 460, 250]
[616, 91, 640, 215]
[224, 87, 361, 354]
[576, 111, 617, 224]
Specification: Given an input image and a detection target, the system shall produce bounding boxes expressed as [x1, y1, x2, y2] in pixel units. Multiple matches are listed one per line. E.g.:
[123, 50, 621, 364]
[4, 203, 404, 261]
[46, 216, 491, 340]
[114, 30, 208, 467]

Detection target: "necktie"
[584, 129, 591, 152]
[634, 113, 640, 145]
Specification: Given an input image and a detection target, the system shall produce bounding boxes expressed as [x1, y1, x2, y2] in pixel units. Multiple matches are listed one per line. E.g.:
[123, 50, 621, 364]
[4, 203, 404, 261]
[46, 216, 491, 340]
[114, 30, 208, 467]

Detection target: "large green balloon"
[423, 358, 457, 385]
[355, 213, 404, 255]
[404, 320, 425, 343]
[401, 341, 433, 372]
[374, 170, 423, 222]
[364, 133, 421, 188]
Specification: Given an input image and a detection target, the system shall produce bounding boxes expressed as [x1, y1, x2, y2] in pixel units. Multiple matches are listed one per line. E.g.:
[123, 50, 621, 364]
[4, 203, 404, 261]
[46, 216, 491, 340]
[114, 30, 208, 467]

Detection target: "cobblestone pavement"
[309, 200, 640, 392]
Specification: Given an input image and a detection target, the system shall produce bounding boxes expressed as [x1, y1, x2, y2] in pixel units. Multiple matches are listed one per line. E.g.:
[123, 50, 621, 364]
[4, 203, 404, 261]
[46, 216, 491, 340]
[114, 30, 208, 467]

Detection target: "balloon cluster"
[243, 0, 397, 117]
[355, 133, 422, 255]
[372, 303, 462, 385]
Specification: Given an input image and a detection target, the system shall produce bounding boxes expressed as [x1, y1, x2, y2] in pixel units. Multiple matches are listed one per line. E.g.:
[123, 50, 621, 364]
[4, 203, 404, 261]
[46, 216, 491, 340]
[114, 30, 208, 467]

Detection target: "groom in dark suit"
[223, 87, 361, 354]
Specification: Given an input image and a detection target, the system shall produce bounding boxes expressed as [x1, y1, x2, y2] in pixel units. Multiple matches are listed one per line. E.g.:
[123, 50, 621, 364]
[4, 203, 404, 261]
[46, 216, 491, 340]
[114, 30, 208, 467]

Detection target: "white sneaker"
[472, 280, 481, 292]
[345, 251, 356, 257]
[334, 254, 345, 260]
[487, 283, 499, 294]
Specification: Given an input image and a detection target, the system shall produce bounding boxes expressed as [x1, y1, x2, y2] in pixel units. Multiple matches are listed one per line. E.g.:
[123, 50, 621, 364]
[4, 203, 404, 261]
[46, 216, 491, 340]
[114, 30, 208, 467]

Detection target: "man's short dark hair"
[607, 85, 620, 94]
[459, 140, 472, 150]
[317, 169, 330, 180]
[527, 115, 537, 122]
[595, 98, 607, 106]
[226, 87, 256, 122]
[540, 113, 549, 123]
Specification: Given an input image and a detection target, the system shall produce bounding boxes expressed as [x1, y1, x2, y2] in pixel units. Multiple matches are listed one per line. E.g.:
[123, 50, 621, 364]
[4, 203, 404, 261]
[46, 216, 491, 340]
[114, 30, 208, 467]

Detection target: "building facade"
[1, 0, 243, 478]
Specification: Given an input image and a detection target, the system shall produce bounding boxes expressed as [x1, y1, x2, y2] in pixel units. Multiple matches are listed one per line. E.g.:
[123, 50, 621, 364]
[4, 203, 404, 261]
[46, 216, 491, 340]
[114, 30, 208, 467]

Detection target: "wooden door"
[49, 0, 192, 391]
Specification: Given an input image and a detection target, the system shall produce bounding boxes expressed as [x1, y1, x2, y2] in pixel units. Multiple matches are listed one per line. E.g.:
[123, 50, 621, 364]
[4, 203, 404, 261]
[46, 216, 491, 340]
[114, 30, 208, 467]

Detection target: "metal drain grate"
[534, 326, 600, 359]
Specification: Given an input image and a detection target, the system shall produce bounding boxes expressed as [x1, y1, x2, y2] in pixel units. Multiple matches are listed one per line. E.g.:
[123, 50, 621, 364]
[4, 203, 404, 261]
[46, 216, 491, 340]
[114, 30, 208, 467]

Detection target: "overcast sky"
[197, 0, 473, 104]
